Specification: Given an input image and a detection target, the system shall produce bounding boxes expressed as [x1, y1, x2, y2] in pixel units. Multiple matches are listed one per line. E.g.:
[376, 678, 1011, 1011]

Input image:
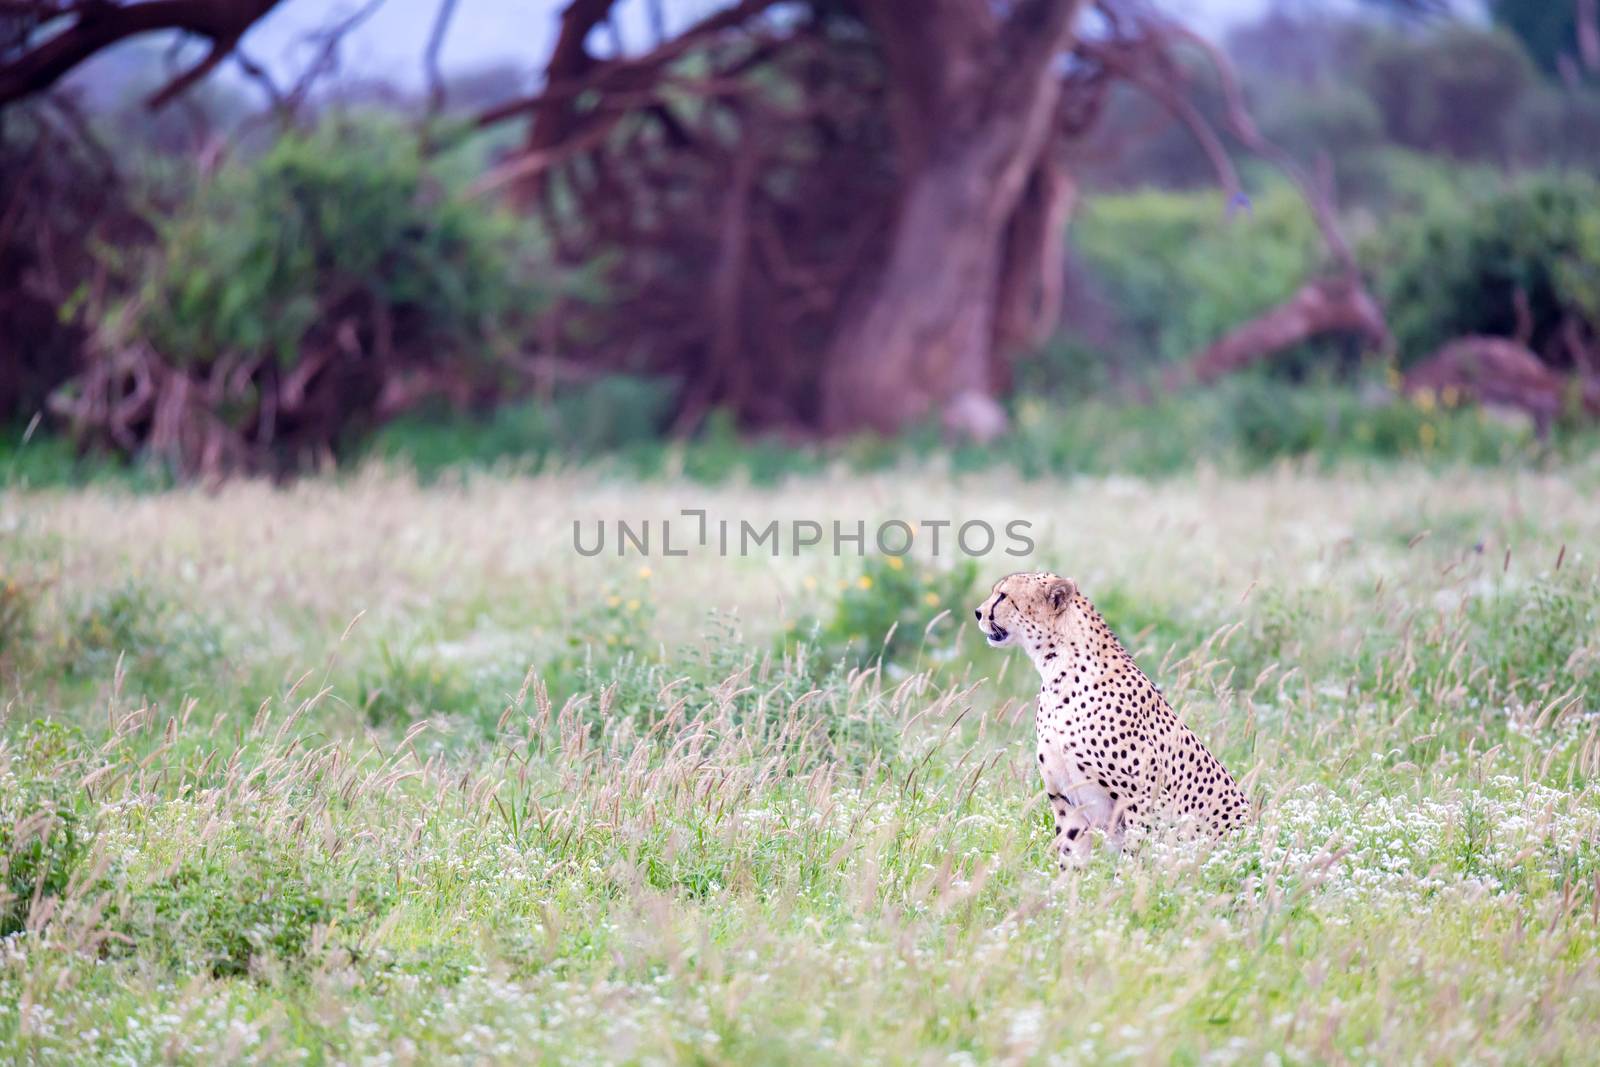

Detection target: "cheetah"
[974, 571, 1249, 868]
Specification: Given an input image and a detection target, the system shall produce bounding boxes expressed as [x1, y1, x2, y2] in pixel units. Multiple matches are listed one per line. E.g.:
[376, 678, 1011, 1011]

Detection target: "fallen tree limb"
[1162, 274, 1389, 392]
[1401, 336, 1600, 433]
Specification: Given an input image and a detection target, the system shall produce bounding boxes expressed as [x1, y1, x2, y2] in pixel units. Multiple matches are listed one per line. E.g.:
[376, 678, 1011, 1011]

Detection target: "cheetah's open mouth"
[985, 624, 1009, 645]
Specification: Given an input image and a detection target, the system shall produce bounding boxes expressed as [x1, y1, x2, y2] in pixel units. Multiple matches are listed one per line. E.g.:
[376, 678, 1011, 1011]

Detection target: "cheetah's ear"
[1045, 578, 1076, 614]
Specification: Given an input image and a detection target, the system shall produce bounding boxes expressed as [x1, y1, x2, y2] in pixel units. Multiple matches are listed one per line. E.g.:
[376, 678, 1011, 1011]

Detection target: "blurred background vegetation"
[3, 0, 1599, 484]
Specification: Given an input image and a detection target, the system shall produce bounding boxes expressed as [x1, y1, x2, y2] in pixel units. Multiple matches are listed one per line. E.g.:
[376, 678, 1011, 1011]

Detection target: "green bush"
[0, 566, 38, 670]
[368, 375, 675, 478]
[1, 722, 91, 935]
[1360, 26, 1536, 160]
[1510, 88, 1600, 172]
[1468, 574, 1599, 708]
[791, 555, 979, 670]
[357, 642, 518, 729]
[1371, 174, 1600, 364]
[999, 377, 1532, 476]
[1491, 0, 1593, 82]
[1255, 83, 1388, 167]
[138, 119, 536, 371]
[69, 118, 565, 472]
[1070, 185, 1326, 370]
[115, 825, 377, 978]
[64, 580, 224, 692]
[1333, 147, 1504, 222]
[0, 781, 85, 936]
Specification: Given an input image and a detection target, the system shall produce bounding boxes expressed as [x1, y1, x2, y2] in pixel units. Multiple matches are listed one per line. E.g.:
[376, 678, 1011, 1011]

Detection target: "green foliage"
[125, 116, 546, 393]
[1360, 26, 1536, 159]
[370, 375, 1544, 485]
[0, 567, 37, 670]
[113, 825, 374, 978]
[1255, 83, 1388, 165]
[64, 580, 223, 691]
[1491, 0, 1590, 81]
[1001, 378, 1533, 476]
[1468, 574, 1599, 706]
[0, 426, 175, 491]
[1, 722, 91, 936]
[1371, 174, 1600, 363]
[4, 468, 1600, 1060]
[794, 555, 979, 669]
[1333, 147, 1504, 220]
[1511, 88, 1600, 172]
[357, 642, 515, 729]
[1071, 185, 1325, 368]
[673, 409, 827, 485]
[540, 576, 660, 698]
[368, 375, 675, 478]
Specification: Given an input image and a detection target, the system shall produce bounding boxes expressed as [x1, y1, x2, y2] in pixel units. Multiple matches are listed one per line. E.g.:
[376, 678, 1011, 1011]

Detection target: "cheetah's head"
[973, 571, 1078, 652]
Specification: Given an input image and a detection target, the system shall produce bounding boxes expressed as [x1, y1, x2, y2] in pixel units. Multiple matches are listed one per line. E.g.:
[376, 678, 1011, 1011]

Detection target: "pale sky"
[236, 0, 1302, 90]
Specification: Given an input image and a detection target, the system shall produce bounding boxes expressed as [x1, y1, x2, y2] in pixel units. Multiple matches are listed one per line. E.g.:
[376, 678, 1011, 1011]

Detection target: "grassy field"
[2, 460, 1599, 1064]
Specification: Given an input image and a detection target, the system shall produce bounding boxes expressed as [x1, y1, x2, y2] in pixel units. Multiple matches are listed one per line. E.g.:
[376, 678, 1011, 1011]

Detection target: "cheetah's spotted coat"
[975, 571, 1250, 868]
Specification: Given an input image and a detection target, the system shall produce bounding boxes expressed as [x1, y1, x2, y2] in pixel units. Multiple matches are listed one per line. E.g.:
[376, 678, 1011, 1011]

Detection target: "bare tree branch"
[424, 0, 458, 119]
[0, 0, 286, 108]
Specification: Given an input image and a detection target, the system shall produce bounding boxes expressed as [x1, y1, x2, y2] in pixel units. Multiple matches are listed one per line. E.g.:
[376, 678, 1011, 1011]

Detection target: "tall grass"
[1, 461, 1598, 1062]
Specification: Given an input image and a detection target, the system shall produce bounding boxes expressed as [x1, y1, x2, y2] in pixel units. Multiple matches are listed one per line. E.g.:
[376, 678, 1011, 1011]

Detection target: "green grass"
[16, 372, 1600, 494]
[2, 461, 1599, 1062]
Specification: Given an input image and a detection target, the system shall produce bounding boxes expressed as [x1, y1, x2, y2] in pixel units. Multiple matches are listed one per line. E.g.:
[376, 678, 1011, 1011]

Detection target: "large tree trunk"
[820, 0, 1086, 440]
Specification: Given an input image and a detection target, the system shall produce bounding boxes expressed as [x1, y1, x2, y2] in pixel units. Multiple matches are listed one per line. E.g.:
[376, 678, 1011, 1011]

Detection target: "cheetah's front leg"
[1047, 791, 1094, 871]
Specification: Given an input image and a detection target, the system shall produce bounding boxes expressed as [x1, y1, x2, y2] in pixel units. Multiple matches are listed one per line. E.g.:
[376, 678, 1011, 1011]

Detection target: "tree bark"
[820, 0, 1086, 440]
[992, 156, 1077, 392]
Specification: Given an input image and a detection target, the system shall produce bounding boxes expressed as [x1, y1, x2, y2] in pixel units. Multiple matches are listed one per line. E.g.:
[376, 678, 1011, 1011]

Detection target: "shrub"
[114, 825, 372, 978]
[793, 555, 979, 670]
[1370, 174, 1600, 365]
[1360, 26, 1536, 160]
[1, 722, 91, 935]
[140, 120, 534, 371]
[998, 377, 1532, 476]
[1332, 147, 1504, 222]
[1069, 185, 1325, 371]
[0, 566, 38, 670]
[76, 117, 560, 473]
[1490, 0, 1593, 82]
[64, 580, 224, 692]
[1255, 83, 1388, 167]
[1468, 575, 1599, 708]
[368, 374, 675, 478]
[1510, 88, 1600, 172]
[357, 642, 516, 729]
